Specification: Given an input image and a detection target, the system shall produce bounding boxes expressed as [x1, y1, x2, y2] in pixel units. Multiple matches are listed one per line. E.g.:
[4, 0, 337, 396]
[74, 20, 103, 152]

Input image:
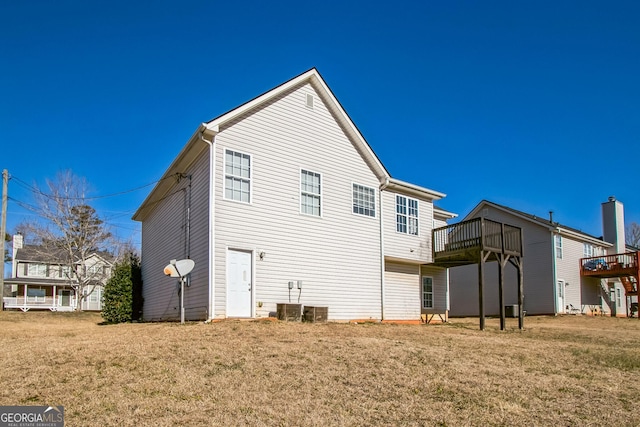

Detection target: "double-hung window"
[583, 243, 594, 258]
[555, 235, 563, 259]
[352, 184, 376, 217]
[301, 170, 321, 216]
[422, 277, 433, 309]
[224, 149, 251, 203]
[396, 195, 419, 235]
[28, 263, 47, 277]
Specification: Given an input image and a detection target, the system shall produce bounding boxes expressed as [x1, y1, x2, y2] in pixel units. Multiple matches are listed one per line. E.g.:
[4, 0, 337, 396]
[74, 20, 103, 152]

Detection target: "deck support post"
[498, 254, 506, 331]
[518, 259, 524, 329]
[478, 251, 485, 331]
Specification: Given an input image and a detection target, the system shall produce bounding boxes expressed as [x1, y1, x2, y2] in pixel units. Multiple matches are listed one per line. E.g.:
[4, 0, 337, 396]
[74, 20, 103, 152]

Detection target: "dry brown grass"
[1, 312, 639, 426]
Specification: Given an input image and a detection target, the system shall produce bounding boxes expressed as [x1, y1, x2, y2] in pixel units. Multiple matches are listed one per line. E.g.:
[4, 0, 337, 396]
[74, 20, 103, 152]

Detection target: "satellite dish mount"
[163, 259, 195, 324]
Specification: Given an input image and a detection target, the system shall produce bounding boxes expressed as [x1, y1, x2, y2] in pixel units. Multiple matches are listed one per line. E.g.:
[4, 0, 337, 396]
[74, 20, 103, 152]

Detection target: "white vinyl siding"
[224, 149, 251, 203]
[300, 170, 321, 216]
[421, 265, 448, 313]
[212, 82, 382, 320]
[352, 183, 376, 217]
[384, 262, 420, 320]
[556, 235, 594, 314]
[140, 150, 211, 321]
[382, 191, 434, 263]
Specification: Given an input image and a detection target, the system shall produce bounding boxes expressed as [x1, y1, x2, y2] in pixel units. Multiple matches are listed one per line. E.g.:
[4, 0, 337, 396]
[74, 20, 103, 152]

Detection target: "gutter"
[551, 228, 559, 315]
[379, 177, 390, 320]
[201, 125, 219, 320]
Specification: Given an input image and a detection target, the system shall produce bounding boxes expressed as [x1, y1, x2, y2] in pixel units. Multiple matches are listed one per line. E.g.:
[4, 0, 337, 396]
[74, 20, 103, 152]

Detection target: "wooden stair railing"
[621, 276, 638, 296]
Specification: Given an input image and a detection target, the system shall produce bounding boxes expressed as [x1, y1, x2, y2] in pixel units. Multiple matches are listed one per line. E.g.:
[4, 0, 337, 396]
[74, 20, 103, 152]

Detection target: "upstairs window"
[352, 184, 376, 217]
[87, 265, 104, 276]
[27, 263, 47, 277]
[583, 243, 594, 258]
[396, 195, 419, 235]
[61, 265, 73, 279]
[555, 235, 563, 259]
[224, 149, 251, 203]
[301, 170, 322, 216]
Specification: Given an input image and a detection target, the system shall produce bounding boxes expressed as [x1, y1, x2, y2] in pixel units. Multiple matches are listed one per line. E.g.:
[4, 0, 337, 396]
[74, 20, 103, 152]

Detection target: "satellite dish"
[163, 259, 195, 325]
[163, 259, 195, 278]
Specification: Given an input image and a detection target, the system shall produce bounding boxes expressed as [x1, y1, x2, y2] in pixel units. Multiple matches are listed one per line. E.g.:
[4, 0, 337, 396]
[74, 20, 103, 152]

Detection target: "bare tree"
[626, 222, 640, 249]
[17, 171, 115, 311]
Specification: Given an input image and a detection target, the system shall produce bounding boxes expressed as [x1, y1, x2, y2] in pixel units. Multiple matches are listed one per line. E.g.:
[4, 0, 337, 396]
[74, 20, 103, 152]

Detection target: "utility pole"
[0, 169, 8, 300]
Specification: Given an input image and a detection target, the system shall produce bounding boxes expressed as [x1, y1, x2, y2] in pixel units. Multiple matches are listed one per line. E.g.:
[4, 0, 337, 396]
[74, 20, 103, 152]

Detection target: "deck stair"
[621, 276, 638, 296]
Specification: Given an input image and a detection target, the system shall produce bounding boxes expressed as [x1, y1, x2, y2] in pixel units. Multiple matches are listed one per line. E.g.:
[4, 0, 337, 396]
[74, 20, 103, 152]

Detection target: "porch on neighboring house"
[580, 251, 639, 317]
[2, 280, 77, 312]
[430, 217, 524, 330]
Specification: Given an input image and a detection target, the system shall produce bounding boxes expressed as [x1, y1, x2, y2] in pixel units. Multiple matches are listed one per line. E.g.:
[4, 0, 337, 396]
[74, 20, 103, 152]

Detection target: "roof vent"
[608, 196, 616, 202]
[305, 93, 314, 109]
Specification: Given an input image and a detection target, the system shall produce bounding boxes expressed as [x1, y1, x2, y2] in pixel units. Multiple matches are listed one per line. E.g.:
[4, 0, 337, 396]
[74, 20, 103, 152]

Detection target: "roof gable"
[134, 68, 392, 221]
[15, 245, 114, 265]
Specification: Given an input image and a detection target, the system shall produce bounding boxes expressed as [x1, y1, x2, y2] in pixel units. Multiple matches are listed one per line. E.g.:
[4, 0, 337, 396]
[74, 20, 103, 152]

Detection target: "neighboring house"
[2, 234, 113, 312]
[133, 68, 456, 322]
[449, 198, 637, 317]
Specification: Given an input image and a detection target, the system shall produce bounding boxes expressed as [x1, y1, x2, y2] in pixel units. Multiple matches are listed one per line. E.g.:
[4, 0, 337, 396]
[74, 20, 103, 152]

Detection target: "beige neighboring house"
[133, 68, 457, 322]
[2, 234, 113, 312]
[449, 198, 637, 317]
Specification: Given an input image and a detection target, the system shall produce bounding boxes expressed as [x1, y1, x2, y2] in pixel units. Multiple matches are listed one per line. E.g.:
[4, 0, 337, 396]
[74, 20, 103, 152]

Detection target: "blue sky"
[1, 0, 639, 248]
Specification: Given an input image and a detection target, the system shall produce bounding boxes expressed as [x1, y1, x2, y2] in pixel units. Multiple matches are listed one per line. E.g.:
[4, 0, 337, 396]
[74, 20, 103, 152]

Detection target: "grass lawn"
[1, 311, 639, 426]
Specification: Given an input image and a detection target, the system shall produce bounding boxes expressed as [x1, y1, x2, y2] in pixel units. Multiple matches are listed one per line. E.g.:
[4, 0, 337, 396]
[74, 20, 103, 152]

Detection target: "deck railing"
[433, 217, 523, 259]
[580, 252, 638, 277]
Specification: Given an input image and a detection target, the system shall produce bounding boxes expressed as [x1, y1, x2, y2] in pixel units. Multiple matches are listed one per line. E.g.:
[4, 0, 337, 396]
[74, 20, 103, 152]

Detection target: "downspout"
[379, 177, 390, 320]
[551, 229, 558, 315]
[201, 127, 218, 320]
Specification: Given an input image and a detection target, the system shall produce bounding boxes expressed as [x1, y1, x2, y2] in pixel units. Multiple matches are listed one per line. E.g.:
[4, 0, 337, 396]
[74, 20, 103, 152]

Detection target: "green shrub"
[102, 253, 140, 323]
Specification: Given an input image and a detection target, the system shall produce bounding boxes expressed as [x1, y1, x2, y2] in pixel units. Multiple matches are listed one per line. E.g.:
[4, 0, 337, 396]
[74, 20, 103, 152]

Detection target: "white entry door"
[557, 280, 565, 313]
[227, 249, 252, 317]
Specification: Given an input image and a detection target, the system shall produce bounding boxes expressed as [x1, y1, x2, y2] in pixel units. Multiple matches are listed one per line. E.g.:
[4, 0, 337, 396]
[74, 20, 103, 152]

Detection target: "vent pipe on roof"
[549, 211, 554, 223]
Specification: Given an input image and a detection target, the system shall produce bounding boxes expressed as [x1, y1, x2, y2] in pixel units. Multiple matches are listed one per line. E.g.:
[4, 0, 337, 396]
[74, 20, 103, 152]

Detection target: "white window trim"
[351, 182, 377, 218]
[583, 243, 594, 258]
[555, 235, 563, 259]
[422, 276, 434, 309]
[28, 263, 47, 278]
[396, 194, 420, 236]
[300, 168, 322, 218]
[223, 147, 253, 204]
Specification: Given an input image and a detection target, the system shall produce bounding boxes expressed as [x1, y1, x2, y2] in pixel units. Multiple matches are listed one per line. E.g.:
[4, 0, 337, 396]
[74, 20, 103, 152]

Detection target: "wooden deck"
[431, 217, 524, 330]
[432, 217, 523, 267]
[580, 251, 639, 296]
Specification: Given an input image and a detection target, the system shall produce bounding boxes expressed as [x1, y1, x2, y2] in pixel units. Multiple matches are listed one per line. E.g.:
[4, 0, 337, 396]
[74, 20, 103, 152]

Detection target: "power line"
[9, 173, 179, 201]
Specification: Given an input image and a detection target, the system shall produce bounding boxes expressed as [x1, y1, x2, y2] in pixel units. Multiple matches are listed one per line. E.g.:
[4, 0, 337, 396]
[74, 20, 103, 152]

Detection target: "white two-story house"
[133, 68, 456, 322]
[3, 234, 112, 312]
